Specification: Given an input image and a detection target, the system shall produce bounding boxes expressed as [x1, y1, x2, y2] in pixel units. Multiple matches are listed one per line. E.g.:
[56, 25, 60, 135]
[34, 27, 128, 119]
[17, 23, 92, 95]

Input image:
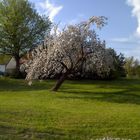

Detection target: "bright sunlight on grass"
[0, 78, 140, 140]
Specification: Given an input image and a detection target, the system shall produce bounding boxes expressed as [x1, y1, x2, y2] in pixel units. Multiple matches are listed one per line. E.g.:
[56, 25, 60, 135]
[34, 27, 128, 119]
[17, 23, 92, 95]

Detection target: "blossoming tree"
[25, 16, 114, 91]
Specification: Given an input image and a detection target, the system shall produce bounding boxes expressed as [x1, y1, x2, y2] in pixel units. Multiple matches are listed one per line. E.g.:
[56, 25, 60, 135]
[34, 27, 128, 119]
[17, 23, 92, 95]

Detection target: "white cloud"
[127, 0, 140, 37]
[111, 37, 131, 43]
[110, 36, 140, 45]
[38, 0, 63, 21]
[109, 36, 140, 60]
[108, 0, 140, 60]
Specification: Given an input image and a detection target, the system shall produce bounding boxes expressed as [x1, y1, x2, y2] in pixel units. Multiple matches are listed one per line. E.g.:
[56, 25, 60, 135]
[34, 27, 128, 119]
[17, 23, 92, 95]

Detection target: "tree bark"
[51, 72, 69, 91]
[14, 55, 21, 78]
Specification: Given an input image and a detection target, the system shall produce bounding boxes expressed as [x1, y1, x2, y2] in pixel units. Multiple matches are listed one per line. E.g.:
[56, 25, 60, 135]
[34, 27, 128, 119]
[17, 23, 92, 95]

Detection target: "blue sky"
[30, 0, 140, 60]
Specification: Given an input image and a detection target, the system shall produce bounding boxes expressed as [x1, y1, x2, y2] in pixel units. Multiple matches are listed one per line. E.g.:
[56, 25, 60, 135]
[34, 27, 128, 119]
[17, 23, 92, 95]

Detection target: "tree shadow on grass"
[59, 90, 140, 105]
[63, 78, 140, 89]
[59, 79, 140, 105]
[0, 78, 140, 106]
[0, 78, 54, 92]
[0, 125, 67, 140]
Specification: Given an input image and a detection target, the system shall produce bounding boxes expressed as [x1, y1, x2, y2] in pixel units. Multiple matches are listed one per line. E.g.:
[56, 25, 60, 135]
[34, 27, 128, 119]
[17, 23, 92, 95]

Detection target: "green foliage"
[0, 54, 11, 64]
[124, 56, 140, 78]
[0, 78, 140, 139]
[82, 48, 126, 80]
[0, 0, 51, 61]
[0, 0, 51, 77]
[107, 49, 126, 79]
[135, 65, 140, 78]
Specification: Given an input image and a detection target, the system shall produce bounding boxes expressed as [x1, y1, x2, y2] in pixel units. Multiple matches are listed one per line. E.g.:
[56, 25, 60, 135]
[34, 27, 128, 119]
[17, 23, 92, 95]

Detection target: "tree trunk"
[51, 72, 69, 91]
[14, 55, 21, 78]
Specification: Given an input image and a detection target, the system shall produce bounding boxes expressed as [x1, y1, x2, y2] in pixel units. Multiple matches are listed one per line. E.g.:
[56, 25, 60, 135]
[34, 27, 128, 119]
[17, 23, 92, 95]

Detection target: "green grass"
[0, 78, 140, 140]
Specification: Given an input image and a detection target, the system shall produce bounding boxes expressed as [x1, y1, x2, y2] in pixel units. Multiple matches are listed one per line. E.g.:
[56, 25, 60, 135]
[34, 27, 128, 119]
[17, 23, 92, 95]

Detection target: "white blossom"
[25, 16, 114, 90]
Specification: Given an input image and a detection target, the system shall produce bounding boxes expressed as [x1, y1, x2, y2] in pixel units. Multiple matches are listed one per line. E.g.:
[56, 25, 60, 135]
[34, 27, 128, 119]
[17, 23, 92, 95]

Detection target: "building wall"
[5, 57, 16, 75]
[0, 65, 6, 73]
[6, 57, 16, 70]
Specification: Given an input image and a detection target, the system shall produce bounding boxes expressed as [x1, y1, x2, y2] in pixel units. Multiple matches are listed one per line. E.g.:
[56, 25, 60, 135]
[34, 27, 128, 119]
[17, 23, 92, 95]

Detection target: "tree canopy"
[0, 0, 51, 76]
[25, 16, 119, 91]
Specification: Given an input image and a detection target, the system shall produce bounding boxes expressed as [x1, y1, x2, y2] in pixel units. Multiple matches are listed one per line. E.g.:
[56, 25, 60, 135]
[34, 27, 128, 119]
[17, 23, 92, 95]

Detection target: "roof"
[0, 54, 12, 65]
[0, 52, 32, 65]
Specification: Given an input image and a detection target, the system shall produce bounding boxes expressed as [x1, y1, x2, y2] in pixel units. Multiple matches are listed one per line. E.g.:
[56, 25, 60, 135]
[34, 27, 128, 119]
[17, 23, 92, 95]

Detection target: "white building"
[5, 57, 16, 74]
[0, 56, 16, 75]
[0, 65, 6, 73]
[0, 52, 31, 75]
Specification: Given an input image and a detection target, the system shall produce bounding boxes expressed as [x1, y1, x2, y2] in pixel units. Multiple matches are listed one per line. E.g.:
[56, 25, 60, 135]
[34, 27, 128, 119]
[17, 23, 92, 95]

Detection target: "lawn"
[0, 78, 140, 140]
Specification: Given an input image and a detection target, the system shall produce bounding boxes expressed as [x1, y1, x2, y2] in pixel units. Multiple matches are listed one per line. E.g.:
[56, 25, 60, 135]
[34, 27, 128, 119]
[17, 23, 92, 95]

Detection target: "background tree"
[25, 16, 116, 91]
[104, 49, 126, 79]
[81, 41, 114, 80]
[135, 65, 140, 78]
[124, 56, 140, 78]
[0, 0, 51, 77]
